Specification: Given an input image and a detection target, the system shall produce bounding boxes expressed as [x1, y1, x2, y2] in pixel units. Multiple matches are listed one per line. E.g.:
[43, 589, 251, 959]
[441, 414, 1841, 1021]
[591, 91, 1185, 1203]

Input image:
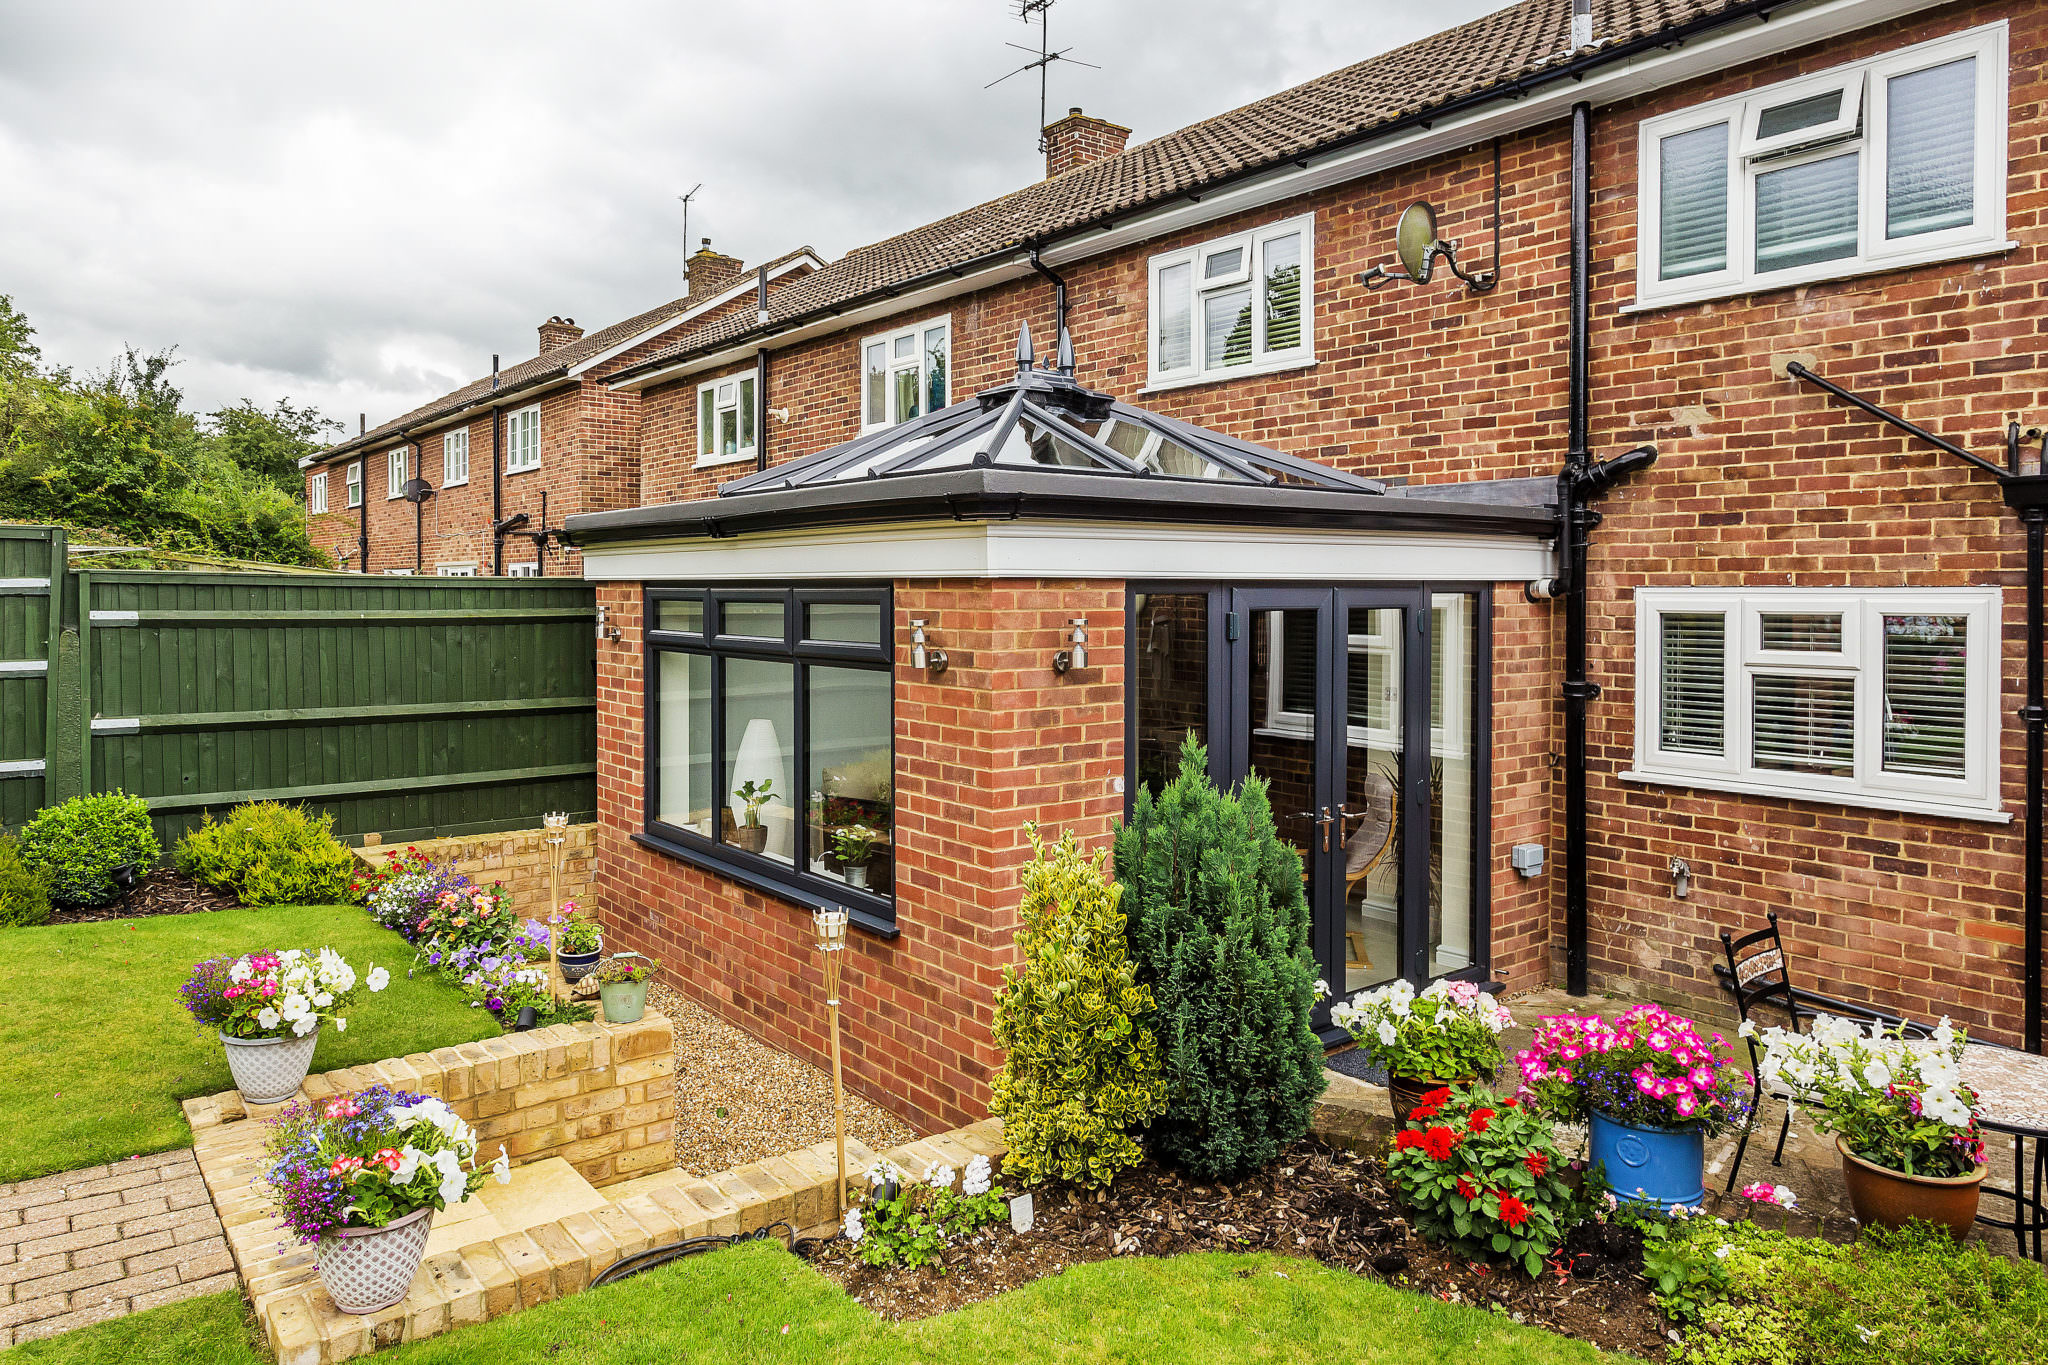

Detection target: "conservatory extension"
[565, 333, 1562, 1124]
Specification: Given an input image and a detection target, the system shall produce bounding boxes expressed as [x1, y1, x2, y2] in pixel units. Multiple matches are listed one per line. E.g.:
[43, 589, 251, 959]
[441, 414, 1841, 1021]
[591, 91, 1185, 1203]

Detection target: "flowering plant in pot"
[593, 953, 659, 1024]
[261, 1086, 511, 1314]
[1329, 978, 1513, 1122]
[1517, 1004, 1750, 1210]
[1749, 1014, 1986, 1236]
[1385, 1083, 1580, 1277]
[828, 825, 886, 889]
[549, 901, 604, 980]
[180, 949, 390, 1104]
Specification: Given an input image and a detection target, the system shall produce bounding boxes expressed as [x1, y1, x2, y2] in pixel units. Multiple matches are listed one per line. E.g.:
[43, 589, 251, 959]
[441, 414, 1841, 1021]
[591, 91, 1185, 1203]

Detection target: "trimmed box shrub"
[0, 834, 52, 928]
[990, 829, 1166, 1189]
[1114, 736, 1325, 1181]
[175, 801, 356, 906]
[19, 790, 159, 906]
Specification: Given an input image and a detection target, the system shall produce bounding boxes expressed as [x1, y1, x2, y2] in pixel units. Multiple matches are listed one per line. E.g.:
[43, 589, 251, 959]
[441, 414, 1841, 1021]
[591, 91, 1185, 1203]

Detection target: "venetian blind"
[1881, 613, 1969, 777]
[1659, 612, 1726, 754]
[1886, 57, 1976, 240]
[1658, 123, 1730, 280]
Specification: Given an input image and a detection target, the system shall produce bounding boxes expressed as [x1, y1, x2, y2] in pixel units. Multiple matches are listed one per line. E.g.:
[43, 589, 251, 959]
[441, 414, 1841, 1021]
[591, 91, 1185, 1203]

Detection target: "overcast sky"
[0, 0, 1502, 433]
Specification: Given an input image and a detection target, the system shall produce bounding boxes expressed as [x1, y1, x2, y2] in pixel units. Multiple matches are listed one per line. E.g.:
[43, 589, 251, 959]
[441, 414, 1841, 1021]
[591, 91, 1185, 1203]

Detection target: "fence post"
[42, 551, 85, 807]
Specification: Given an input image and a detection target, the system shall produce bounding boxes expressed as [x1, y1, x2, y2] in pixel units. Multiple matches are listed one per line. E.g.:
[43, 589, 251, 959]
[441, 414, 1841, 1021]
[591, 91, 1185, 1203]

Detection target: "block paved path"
[0, 1150, 236, 1347]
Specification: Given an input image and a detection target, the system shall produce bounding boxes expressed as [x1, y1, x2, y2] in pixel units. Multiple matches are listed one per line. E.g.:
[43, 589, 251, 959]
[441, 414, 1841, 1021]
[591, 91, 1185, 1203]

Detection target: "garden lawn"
[2, 1241, 1614, 1364]
[0, 905, 500, 1183]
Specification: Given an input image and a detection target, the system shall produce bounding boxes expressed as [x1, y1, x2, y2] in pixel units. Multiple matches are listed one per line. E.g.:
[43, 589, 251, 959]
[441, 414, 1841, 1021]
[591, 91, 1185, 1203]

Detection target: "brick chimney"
[537, 315, 584, 353]
[1043, 107, 1130, 179]
[685, 239, 746, 299]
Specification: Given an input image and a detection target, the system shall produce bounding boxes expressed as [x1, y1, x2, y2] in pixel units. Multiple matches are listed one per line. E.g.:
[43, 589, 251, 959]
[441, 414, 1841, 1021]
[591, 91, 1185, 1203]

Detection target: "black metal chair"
[1718, 912, 1931, 1192]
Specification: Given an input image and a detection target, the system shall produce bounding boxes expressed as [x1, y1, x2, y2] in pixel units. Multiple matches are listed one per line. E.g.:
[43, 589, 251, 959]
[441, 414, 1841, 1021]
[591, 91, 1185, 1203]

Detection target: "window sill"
[629, 829, 901, 939]
[443, 478, 469, 489]
[505, 464, 541, 477]
[1616, 769, 2012, 824]
[694, 451, 758, 470]
[1139, 356, 1317, 397]
[1623, 238, 2019, 315]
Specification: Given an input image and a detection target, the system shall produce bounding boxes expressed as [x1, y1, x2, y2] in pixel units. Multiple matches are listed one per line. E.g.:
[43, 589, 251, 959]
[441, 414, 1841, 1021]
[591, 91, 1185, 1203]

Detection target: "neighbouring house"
[530, 0, 2044, 1137]
[300, 242, 823, 577]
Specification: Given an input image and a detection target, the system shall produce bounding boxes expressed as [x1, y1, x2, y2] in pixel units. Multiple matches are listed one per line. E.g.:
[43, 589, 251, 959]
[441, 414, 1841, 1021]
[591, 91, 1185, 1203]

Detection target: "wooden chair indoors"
[1342, 768, 1399, 972]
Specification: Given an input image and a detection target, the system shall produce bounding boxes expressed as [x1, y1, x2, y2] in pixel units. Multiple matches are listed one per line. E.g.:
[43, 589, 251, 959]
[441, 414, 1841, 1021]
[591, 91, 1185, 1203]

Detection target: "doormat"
[1323, 1047, 1387, 1085]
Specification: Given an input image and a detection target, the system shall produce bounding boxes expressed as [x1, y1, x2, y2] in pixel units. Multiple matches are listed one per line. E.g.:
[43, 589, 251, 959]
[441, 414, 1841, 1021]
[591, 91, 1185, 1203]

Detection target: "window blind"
[1755, 151, 1860, 272]
[1262, 233, 1303, 351]
[1156, 262, 1192, 371]
[1659, 612, 1726, 754]
[699, 387, 716, 455]
[1205, 288, 1253, 368]
[1752, 674, 1856, 776]
[1886, 57, 1976, 240]
[1882, 614, 1969, 776]
[1658, 123, 1730, 280]
[1280, 611, 1317, 715]
[1759, 612, 1842, 652]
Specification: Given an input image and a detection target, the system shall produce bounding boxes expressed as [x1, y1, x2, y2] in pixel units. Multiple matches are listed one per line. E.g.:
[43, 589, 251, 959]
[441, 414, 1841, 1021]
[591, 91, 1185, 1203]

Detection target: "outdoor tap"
[1669, 856, 1692, 900]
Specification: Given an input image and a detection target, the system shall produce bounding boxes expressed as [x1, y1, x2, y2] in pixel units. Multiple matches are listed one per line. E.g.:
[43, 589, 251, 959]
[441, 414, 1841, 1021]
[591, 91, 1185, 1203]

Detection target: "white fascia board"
[578, 518, 1554, 585]
[566, 252, 827, 380]
[303, 377, 578, 470]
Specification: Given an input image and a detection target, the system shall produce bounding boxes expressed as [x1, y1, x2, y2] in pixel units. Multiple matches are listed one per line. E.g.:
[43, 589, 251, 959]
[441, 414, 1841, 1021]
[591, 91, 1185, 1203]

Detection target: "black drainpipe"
[756, 265, 771, 474]
[489, 355, 504, 575]
[356, 413, 369, 573]
[1028, 244, 1068, 347]
[1531, 101, 1657, 998]
[2010, 431, 2047, 1053]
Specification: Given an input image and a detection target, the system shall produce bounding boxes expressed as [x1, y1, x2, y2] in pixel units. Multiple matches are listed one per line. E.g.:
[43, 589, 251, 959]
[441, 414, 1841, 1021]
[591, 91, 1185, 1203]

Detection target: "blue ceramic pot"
[1589, 1111, 1705, 1209]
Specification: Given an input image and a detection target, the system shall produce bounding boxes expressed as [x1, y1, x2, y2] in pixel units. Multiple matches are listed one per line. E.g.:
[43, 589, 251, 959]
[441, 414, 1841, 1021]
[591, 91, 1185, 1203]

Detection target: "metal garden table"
[1958, 1043, 2048, 1260]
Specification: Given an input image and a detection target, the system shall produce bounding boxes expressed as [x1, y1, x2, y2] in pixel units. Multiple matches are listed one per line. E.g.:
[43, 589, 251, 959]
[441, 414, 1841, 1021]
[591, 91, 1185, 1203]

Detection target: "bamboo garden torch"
[813, 906, 850, 1216]
[543, 811, 569, 1005]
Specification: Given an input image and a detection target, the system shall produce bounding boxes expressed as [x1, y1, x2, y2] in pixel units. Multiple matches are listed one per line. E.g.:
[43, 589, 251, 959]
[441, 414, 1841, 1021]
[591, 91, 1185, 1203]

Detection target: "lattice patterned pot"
[316, 1205, 435, 1314]
[219, 1026, 321, 1106]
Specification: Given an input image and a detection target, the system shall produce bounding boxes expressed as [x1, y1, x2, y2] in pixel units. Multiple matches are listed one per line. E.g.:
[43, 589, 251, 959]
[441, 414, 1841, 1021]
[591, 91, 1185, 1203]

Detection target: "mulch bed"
[45, 868, 237, 923]
[798, 1139, 1676, 1360]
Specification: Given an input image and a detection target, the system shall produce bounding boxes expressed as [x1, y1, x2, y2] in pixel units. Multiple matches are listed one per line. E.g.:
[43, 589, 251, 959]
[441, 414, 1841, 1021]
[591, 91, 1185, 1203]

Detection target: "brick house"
[554, 0, 2044, 1135]
[300, 243, 822, 577]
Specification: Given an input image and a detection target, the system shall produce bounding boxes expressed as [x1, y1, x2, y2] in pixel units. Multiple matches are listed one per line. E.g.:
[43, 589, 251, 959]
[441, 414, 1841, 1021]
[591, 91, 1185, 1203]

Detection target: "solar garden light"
[813, 906, 850, 1216]
[544, 811, 569, 1004]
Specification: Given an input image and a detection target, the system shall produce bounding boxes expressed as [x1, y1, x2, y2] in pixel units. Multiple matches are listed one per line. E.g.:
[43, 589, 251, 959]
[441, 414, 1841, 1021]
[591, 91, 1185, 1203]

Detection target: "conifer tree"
[1114, 736, 1325, 1180]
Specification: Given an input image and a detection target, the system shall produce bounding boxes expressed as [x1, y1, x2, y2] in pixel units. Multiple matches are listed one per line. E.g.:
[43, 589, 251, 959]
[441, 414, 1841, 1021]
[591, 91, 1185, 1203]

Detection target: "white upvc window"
[443, 428, 470, 486]
[1634, 22, 2008, 309]
[696, 373, 757, 466]
[1146, 212, 1313, 391]
[386, 446, 408, 499]
[505, 562, 540, 578]
[860, 317, 950, 433]
[308, 470, 328, 514]
[345, 462, 362, 508]
[505, 405, 541, 474]
[1628, 587, 2004, 821]
[436, 562, 476, 577]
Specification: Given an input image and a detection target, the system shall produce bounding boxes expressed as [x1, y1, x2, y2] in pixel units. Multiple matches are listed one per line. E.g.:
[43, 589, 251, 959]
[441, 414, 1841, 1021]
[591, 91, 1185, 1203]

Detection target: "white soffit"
[578, 519, 1554, 585]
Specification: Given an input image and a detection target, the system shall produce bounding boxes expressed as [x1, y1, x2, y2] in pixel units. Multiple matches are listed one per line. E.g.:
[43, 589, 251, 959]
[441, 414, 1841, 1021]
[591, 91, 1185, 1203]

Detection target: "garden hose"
[588, 1220, 797, 1288]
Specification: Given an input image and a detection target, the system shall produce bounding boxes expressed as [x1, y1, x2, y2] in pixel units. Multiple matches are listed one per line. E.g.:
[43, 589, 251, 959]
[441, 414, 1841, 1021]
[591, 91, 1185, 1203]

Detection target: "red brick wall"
[592, 580, 1124, 1131]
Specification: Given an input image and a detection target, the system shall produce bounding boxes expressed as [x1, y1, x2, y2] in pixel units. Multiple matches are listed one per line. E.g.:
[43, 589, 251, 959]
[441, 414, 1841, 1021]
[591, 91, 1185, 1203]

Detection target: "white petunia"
[1377, 1020, 1398, 1047]
[313, 991, 334, 1008]
[433, 1149, 467, 1204]
[256, 1007, 281, 1030]
[491, 1144, 512, 1185]
[392, 1146, 426, 1183]
[333, 1016, 347, 1033]
[229, 957, 253, 984]
[367, 966, 391, 993]
[291, 1014, 316, 1037]
[1772, 1185, 1797, 1209]
[1862, 1061, 1893, 1090]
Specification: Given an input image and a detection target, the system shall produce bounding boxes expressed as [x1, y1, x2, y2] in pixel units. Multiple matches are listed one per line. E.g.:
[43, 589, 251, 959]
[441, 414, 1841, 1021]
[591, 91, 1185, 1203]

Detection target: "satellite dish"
[402, 477, 435, 503]
[1393, 202, 1440, 283]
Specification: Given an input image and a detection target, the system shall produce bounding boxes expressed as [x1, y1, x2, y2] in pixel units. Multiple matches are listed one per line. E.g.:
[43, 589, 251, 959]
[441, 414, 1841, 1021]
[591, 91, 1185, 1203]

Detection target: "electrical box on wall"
[1511, 843, 1546, 878]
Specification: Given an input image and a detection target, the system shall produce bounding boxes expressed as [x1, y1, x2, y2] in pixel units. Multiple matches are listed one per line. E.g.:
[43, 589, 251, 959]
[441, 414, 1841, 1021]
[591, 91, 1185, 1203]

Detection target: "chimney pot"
[685, 239, 746, 300]
[537, 315, 585, 354]
[1042, 107, 1130, 180]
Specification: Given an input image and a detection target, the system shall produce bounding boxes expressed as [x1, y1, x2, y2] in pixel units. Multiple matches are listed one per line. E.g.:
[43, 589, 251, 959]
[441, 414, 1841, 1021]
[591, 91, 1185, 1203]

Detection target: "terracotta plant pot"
[317, 1205, 434, 1314]
[1387, 1074, 1472, 1126]
[220, 1025, 321, 1106]
[1837, 1137, 1986, 1239]
[731, 824, 768, 855]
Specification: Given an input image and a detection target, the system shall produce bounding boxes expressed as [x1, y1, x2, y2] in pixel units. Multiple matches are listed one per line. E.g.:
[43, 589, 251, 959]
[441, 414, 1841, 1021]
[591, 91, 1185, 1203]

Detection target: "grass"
[0, 905, 500, 1183]
[2, 1241, 1614, 1364]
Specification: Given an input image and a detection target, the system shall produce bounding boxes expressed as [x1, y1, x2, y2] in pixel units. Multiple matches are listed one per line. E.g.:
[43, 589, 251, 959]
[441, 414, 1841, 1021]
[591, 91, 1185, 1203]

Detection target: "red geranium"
[1417, 1086, 1453, 1108]
[1394, 1129, 1424, 1151]
[1498, 1195, 1531, 1228]
[1410, 1101, 1443, 1122]
[1524, 1151, 1549, 1177]
[1467, 1107, 1497, 1134]
[1455, 1174, 1481, 1200]
[1422, 1126, 1460, 1161]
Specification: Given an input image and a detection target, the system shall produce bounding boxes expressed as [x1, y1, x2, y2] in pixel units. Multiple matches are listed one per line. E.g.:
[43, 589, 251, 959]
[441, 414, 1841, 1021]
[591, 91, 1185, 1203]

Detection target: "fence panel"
[0, 547, 600, 849]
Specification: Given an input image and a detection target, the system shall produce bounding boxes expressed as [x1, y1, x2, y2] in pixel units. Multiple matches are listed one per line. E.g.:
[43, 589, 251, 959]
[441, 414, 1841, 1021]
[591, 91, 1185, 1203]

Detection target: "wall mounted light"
[596, 605, 621, 643]
[908, 619, 948, 675]
[1053, 617, 1089, 674]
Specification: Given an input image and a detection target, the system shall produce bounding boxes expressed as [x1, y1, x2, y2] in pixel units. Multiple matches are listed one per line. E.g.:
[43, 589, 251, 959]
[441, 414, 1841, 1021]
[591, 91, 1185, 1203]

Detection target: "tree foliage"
[1114, 736, 1326, 1181]
[0, 295, 330, 565]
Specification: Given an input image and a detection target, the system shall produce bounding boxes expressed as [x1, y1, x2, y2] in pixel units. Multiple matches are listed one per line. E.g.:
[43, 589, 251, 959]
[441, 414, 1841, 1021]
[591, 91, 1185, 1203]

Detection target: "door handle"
[1290, 809, 1335, 852]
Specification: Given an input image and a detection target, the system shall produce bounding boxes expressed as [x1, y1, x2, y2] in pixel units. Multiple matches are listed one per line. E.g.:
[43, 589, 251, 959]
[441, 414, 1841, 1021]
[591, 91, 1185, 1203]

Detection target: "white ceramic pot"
[220, 1025, 321, 1105]
[316, 1205, 435, 1314]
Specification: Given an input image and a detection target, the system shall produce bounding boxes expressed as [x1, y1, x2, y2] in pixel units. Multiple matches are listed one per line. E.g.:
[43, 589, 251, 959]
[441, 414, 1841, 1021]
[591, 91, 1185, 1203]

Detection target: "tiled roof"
[618, 0, 1747, 374]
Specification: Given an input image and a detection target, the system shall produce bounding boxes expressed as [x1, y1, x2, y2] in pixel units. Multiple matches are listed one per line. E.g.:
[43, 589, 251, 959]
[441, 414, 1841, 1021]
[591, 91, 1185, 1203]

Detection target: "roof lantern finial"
[1055, 326, 1075, 376]
[1015, 321, 1035, 374]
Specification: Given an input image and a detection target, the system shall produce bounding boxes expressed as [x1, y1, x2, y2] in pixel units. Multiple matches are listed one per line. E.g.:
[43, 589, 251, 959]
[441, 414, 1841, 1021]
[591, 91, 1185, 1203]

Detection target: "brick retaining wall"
[359, 823, 597, 926]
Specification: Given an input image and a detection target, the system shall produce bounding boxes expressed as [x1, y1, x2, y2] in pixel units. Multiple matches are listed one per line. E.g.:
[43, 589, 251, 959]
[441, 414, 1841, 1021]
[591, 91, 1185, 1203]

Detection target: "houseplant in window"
[180, 949, 391, 1104]
[1749, 1014, 1986, 1237]
[593, 952, 659, 1024]
[549, 901, 603, 981]
[828, 824, 886, 890]
[262, 1087, 510, 1314]
[1330, 977, 1514, 1124]
[731, 779, 779, 855]
[1517, 1005, 1749, 1210]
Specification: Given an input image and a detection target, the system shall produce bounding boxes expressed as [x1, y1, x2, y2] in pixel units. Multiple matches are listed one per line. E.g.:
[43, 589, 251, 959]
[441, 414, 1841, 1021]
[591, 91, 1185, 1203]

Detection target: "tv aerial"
[987, 0, 1099, 154]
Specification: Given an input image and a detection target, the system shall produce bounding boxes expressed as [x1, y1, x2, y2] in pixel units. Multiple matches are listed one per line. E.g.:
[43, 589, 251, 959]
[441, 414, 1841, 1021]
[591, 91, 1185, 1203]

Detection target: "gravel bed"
[647, 981, 917, 1175]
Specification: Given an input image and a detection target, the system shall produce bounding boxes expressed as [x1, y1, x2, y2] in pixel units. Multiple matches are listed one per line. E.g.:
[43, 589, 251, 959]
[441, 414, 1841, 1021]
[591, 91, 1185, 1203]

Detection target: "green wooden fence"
[1, 525, 596, 849]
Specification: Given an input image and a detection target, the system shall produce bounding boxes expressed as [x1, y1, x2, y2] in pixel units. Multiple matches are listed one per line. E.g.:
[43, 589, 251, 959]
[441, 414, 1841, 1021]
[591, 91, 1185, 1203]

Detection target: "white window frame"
[385, 446, 408, 500]
[1627, 586, 2005, 821]
[1633, 22, 2010, 311]
[859, 317, 950, 434]
[345, 461, 362, 508]
[308, 470, 328, 514]
[436, 562, 476, 577]
[695, 373, 757, 468]
[505, 562, 540, 578]
[442, 428, 470, 487]
[1145, 211, 1315, 393]
[504, 404, 541, 475]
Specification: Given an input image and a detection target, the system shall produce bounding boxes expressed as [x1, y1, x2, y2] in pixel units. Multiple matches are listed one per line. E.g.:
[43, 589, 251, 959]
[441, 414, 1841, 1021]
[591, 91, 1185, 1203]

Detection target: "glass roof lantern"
[719, 323, 1384, 497]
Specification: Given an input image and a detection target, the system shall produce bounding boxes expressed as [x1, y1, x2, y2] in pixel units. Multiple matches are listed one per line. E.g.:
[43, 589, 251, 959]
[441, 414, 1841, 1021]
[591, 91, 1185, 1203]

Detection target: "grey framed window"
[644, 585, 896, 930]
